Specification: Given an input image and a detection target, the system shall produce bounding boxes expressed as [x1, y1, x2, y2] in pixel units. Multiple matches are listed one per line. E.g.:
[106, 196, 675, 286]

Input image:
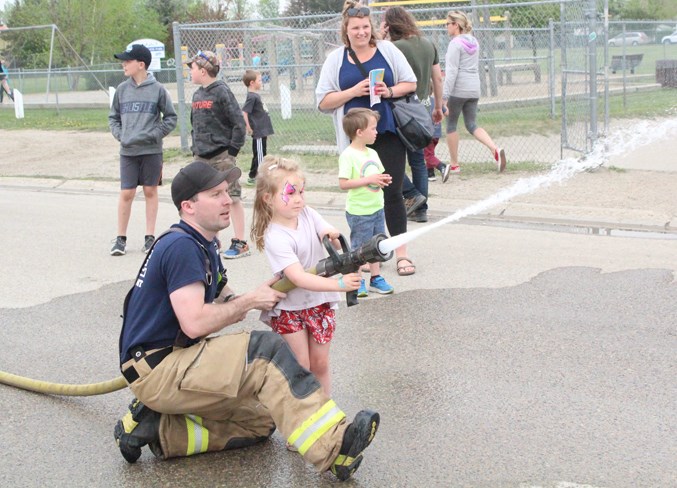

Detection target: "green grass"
[601, 43, 677, 76]
[267, 111, 336, 150]
[0, 107, 112, 131]
[3, 86, 673, 136]
[602, 86, 677, 118]
[284, 152, 549, 174]
[163, 147, 191, 163]
[2, 86, 674, 175]
[499, 43, 677, 78]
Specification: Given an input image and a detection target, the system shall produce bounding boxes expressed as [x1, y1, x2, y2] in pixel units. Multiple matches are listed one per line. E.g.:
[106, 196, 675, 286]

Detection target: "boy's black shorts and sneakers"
[108, 44, 177, 257]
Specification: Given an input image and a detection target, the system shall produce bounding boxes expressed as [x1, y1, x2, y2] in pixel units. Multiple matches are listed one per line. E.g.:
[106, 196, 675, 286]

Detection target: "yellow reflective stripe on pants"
[121, 411, 137, 433]
[287, 400, 346, 455]
[185, 414, 209, 456]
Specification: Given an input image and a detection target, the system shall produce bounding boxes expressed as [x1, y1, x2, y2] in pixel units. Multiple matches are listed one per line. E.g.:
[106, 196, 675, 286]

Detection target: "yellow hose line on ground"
[0, 371, 127, 396]
[0, 266, 315, 397]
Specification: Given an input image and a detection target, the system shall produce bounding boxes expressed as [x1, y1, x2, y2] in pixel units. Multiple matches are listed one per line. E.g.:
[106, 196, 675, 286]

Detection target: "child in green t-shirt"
[338, 108, 395, 298]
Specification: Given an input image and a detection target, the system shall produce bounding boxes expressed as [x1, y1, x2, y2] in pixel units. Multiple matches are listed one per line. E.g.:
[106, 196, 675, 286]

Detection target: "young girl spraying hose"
[251, 156, 361, 396]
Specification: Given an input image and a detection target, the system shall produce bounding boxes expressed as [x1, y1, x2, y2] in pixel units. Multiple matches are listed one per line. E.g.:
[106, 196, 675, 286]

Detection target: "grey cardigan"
[315, 40, 416, 152]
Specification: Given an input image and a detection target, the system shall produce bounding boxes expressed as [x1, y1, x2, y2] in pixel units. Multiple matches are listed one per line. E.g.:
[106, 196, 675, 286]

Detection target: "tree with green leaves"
[5, 0, 165, 68]
[258, 0, 280, 19]
[284, 0, 343, 16]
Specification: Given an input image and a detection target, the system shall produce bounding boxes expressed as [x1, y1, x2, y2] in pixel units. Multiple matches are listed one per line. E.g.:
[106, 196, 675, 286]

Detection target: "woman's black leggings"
[369, 131, 408, 236]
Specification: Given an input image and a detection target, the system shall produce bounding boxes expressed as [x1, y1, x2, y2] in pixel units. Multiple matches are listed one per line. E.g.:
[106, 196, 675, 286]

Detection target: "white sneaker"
[440, 163, 452, 183]
[495, 148, 506, 173]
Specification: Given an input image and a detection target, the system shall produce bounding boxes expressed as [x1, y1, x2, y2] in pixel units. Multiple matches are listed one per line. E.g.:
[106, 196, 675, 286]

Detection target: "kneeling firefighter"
[114, 161, 379, 481]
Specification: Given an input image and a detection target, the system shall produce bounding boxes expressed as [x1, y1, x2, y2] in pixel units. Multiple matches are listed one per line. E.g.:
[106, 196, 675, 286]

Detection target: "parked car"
[607, 32, 650, 47]
[662, 31, 677, 44]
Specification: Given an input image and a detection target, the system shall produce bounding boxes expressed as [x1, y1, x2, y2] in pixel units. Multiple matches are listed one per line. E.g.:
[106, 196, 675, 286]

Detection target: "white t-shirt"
[260, 207, 341, 323]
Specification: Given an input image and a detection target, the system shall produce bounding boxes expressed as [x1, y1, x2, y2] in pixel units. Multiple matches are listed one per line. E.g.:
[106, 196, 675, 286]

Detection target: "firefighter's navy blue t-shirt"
[119, 221, 221, 364]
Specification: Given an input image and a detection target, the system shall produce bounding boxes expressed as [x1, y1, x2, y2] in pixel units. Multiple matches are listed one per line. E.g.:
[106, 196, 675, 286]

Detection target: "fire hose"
[0, 234, 392, 397]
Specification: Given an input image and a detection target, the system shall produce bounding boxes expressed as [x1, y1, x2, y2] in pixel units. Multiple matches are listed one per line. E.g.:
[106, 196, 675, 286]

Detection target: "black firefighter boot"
[113, 398, 162, 463]
[330, 410, 380, 481]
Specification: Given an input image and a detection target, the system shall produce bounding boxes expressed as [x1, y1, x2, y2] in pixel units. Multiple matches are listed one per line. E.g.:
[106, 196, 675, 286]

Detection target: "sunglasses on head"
[197, 51, 212, 65]
[346, 7, 370, 17]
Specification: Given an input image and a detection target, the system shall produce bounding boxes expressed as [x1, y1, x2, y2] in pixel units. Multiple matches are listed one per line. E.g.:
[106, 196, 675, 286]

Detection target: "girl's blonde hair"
[447, 10, 473, 34]
[250, 155, 305, 251]
[341, 0, 379, 48]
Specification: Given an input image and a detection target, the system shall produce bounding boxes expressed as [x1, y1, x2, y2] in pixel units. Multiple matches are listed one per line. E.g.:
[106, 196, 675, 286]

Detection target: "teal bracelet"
[338, 277, 346, 289]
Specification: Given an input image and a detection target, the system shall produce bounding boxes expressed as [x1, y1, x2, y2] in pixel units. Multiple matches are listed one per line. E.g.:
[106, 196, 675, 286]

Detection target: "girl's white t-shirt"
[260, 206, 341, 323]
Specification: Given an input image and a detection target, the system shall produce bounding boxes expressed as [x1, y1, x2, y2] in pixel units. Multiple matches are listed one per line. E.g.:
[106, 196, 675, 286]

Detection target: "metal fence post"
[560, 1, 567, 159]
[548, 19, 555, 118]
[46, 24, 56, 104]
[587, 0, 598, 151]
[621, 21, 627, 110]
[603, 0, 609, 134]
[172, 21, 189, 152]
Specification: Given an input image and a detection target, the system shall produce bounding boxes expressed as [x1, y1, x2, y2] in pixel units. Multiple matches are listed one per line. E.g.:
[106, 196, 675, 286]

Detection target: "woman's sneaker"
[330, 410, 380, 481]
[427, 168, 437, 181]
[357, 279, 368, 298]
[494, 148, 506, 172]
[439, 162, 452, 183]
[369, 275, 394, 294]
[223, 238, 251, 259]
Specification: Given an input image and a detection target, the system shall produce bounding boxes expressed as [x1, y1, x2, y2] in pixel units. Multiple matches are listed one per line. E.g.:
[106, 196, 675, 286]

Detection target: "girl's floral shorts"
[269, 303, 336, 344]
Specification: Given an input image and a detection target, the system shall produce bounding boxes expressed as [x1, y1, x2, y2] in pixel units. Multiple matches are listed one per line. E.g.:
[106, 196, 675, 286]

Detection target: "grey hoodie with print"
[109, 73, 177, 156]
[443, 34, 480, 99]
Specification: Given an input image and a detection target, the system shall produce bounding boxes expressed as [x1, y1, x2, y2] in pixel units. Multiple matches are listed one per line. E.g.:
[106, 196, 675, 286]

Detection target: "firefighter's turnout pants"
[121, 330, 347, 472]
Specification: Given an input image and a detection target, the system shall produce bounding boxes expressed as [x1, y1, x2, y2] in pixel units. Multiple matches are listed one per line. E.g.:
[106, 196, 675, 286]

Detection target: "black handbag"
[348, 48, 433, 151]
[388, 94, 434, 152]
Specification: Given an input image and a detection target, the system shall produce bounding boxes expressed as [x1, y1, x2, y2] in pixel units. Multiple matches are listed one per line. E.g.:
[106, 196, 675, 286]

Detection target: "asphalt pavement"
[0, 130, 676, 487]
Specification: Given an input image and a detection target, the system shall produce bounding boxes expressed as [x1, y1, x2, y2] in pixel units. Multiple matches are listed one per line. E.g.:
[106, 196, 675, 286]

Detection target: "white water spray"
[379, 117, 677, 254]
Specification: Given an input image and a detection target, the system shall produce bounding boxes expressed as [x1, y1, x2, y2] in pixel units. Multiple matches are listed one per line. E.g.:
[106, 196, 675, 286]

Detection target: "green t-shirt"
[393, 36, 439, 101]
[338, 146, 385, 216]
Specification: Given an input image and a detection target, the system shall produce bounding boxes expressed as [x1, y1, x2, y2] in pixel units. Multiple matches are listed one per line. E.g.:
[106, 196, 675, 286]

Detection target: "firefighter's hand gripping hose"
[0, 234, 392, 397]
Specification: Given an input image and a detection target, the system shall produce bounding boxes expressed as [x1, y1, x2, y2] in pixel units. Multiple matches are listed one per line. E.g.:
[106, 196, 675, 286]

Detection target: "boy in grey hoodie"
[108, 44, 177, 256]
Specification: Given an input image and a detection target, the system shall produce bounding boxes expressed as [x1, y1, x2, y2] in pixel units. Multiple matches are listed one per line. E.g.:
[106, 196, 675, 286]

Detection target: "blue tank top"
[339, 48, 397, 134]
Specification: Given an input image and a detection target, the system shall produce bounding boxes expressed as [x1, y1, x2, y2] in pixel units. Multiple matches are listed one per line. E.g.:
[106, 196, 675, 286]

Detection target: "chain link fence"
[604, 20, 677, 96]
[172, 0, 600, 164]
[2, 2, 675, 163]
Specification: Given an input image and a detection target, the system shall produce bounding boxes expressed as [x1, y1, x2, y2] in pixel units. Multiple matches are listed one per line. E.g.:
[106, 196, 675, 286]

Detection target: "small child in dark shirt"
[242, 69, 275, 186]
